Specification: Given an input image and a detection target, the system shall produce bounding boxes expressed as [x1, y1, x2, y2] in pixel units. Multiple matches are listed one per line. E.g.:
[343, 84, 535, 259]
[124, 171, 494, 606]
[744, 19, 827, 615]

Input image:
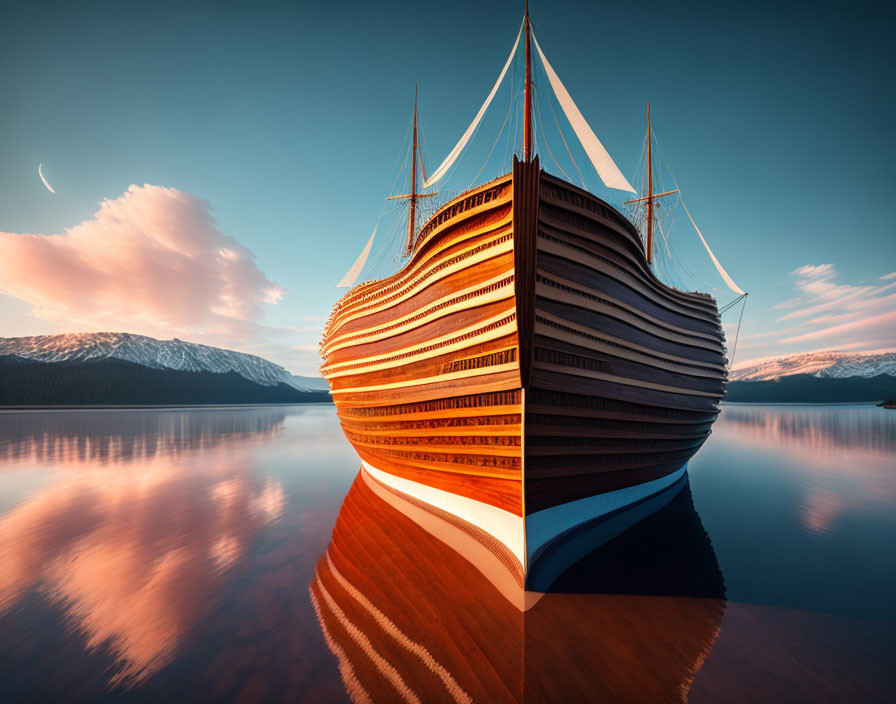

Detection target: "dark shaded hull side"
[519, 165, 726, 514]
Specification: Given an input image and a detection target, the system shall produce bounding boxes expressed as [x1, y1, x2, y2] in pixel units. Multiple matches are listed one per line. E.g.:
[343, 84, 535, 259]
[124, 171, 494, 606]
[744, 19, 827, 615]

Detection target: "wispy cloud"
[0, 185, 285, 344]
[773, 265, 896, 322]
[779, 310, 896, 345]
[735, 264, 896, 366]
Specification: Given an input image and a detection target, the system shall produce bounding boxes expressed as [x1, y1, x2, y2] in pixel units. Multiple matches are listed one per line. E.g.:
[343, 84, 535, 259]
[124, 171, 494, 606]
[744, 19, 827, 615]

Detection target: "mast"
[523, 2, 532, 161]
[407, 86, 419, 255]
[623, 104, 678, 265]
[387, 87, 436, 254]
[646, 102, 653, 264]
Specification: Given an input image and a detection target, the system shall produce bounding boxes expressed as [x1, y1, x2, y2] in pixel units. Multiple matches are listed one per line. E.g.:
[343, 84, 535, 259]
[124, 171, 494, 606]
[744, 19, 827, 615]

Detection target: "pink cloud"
[0, 185, 285, 342]
[732, 262, 896, 368]
[774, 262, 893, 321]
[778, 284, 896, 322]
[779, 310, 896, 345]
[773, 263, 896, 346]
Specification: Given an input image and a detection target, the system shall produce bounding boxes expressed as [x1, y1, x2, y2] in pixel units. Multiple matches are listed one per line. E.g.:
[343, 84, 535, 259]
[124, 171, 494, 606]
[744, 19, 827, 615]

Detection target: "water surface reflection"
[0, 409, 293, 686]
[719, 404, 895, 457]
[311, 470, 726, 703]
[704, 405, 896, 546]
[0, 404, 892, 702]
[0, 405, 355, 700]
[0, 407, 287, 467]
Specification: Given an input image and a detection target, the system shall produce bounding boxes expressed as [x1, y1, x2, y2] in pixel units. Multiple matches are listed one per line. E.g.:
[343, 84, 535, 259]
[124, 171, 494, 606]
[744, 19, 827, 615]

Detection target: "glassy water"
[0, 404, 892, 702]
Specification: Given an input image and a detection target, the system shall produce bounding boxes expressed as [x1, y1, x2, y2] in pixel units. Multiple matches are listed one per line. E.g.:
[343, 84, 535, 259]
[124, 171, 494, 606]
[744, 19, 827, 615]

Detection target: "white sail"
[679, 200, 746, 296]
[422, 21, 524, 188]
[337, 226, 377, 288]
[531, 32, 636, 194]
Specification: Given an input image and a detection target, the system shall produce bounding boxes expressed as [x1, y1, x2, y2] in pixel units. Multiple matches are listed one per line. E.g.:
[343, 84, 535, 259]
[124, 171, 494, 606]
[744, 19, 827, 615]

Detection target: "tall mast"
[523, 2, 532, 161]
[387, 86, 435, 255]
[407, 86, 419, 255]
[623, 104, 678, 261]
[646, 102, 653, 264]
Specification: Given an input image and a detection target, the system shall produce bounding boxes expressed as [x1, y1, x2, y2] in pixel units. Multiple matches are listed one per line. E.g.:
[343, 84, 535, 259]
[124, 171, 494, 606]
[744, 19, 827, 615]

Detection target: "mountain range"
[3, 335, 892, 406]
[0, 333, 330, 406]
[727, 350, 896, 403]
[730, 350, 896, 382]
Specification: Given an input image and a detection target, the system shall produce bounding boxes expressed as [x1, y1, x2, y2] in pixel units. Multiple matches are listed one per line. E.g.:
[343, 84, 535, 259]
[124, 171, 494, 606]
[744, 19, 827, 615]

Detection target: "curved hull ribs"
[321, 157, 727, 583]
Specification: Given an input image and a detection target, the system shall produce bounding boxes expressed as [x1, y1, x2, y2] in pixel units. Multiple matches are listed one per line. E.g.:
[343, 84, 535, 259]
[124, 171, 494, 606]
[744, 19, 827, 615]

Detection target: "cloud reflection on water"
[716, 405, 896, 535]
[0, 409, 288, 687]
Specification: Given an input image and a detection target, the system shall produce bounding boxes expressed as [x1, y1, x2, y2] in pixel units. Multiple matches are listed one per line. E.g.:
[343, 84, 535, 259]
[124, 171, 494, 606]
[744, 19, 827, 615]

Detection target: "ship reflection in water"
[312, 470, 725, 703]
[0, 404, 893, 702]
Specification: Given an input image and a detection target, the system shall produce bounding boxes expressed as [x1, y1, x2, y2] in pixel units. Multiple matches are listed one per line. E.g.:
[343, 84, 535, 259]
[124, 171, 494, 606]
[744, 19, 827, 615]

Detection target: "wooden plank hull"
[321, 157, 727, 578]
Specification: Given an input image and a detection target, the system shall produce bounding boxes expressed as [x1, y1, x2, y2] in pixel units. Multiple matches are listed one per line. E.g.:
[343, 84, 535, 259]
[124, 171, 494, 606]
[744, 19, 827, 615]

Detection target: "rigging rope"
[630, 126, 748, 369]
[545, 81, 585, 188]
[534, 85, 573, 183]
[503, 92, 519, 173]
[417, 112, 430, 182]
[727, 294, 748, 371]
[423, 20, 524, 188]
[653, 136, 746, 296]
[366, 202, 406, 275]
[335, 114, 417, 287]
[531, 30, 635, 192]
[719, 295, 743, 315]
[466, 82, 518, 191]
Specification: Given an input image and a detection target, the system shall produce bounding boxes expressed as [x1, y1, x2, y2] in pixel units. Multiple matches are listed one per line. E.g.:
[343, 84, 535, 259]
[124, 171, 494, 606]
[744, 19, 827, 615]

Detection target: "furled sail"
[679, 200, 746, 296]
[531, 32, 636, 194]
[337, 226, 377, 288]
[422, 21, 524, 188]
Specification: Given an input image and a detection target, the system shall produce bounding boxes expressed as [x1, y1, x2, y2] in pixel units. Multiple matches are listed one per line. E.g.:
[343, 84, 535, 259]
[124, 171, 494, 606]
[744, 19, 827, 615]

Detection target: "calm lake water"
[0, 404, 893, 702]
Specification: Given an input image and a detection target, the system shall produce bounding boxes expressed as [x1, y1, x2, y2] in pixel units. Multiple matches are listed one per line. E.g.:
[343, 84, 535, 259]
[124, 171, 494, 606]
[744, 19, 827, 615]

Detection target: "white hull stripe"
[362, 460, 526, 569]
[361, 460, 690, 576]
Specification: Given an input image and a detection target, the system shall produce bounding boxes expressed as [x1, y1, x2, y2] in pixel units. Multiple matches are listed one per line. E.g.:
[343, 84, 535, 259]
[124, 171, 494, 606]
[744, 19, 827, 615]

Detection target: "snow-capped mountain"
[730, 350, 896, 382]
[0, 333, 327, 391]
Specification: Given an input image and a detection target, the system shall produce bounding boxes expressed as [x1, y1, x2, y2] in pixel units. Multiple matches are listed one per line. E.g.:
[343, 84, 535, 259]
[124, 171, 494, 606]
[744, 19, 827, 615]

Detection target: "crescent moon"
[38, 163, 56, 194]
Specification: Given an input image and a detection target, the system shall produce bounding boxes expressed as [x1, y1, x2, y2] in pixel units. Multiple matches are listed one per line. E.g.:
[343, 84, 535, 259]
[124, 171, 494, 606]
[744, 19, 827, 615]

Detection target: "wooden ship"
[310, 469, 726, 702]
[320, 7, 744, 584]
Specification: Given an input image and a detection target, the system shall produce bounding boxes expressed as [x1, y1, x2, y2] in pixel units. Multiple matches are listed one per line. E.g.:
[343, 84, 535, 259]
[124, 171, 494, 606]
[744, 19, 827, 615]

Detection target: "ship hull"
[321, 157, 727, 581]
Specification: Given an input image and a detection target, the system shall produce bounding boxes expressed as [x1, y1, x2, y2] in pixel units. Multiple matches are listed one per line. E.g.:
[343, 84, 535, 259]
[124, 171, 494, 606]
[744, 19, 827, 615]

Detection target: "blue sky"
[1, 0, 893, 374]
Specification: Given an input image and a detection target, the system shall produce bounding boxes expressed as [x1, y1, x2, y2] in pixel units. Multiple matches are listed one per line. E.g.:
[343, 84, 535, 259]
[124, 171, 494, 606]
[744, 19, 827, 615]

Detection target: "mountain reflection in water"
[0, 404, 893, 702]
[0, 408, 288, 467]
[711, 405, 896, 538]
[719, 404, 896, 457]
